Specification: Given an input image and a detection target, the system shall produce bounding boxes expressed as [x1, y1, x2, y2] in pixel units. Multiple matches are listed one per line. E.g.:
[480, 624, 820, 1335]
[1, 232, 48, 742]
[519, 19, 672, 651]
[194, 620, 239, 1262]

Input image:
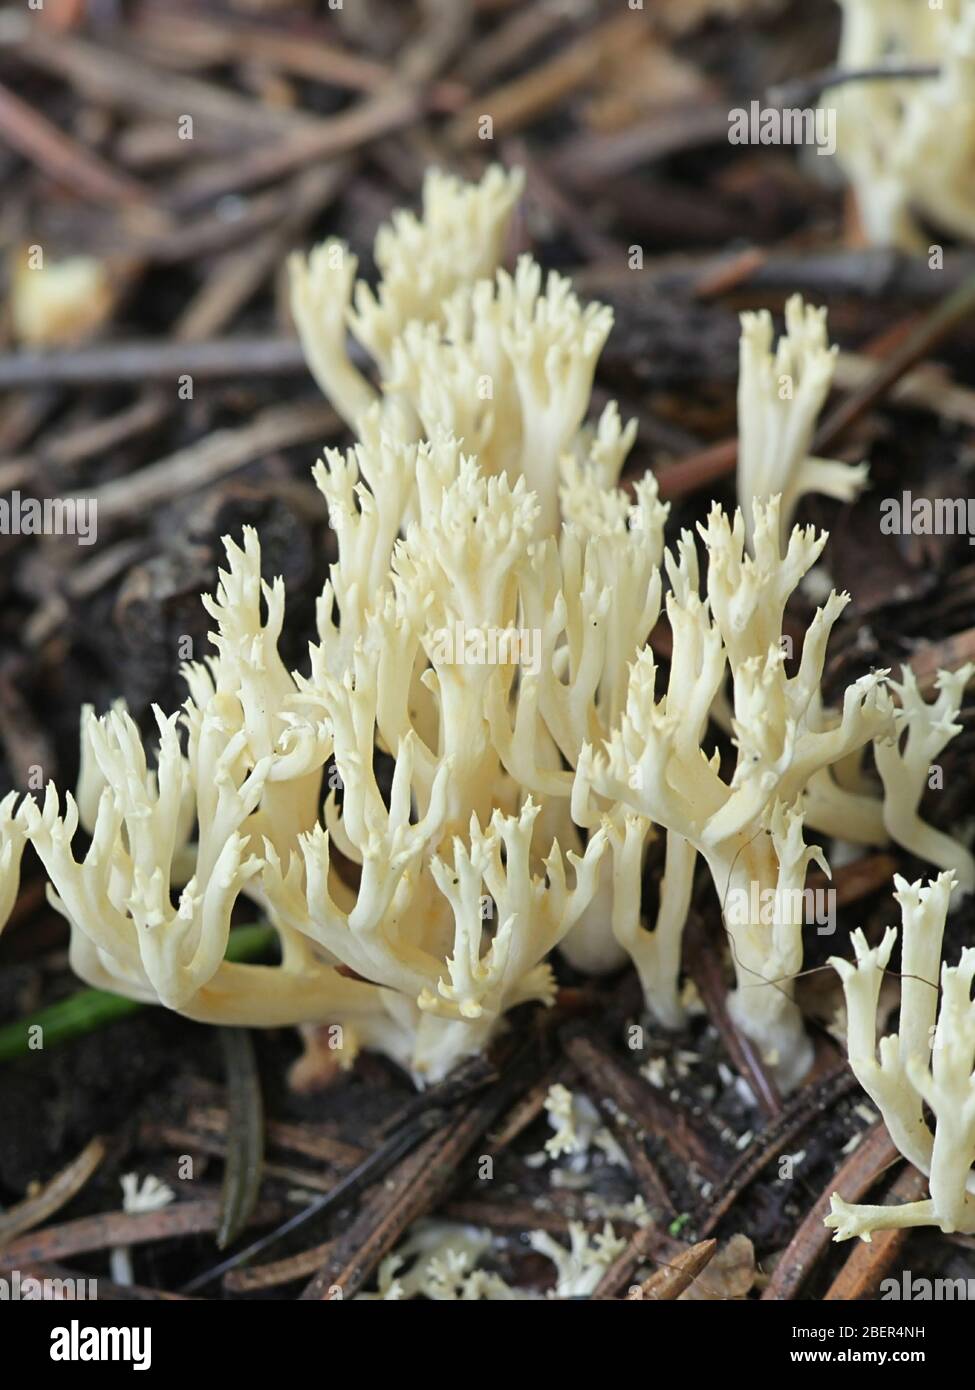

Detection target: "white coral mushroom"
[827, 871, 975, 1240]
[875, 663, 975, 895]
[291, 164, 630, 538]
[289, 164, 524, 433]
[737, 294, 868, 548]
[578, 497, 894, 1089]
[834, 0, 975, 249]
[0, 792, 27, 935]
[528, 1220, 626, 1298]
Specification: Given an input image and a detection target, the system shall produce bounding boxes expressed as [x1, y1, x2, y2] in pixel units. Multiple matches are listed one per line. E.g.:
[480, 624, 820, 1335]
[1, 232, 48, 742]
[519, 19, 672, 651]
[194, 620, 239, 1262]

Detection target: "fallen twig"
[626, 1238, 718, 1300]
[814, 271, 975, 451]
[90, 401, 340, 524]
[906, 627, 975, 695]
[0, 336, 309, 388]
[0, 78, 157, 212]
[0, 1198, 285, 1268]
[562, 1024, 725, 1185]
[223, 1239, 337, 1294]
[300, 1043, 551, 1300]
[697, 1065, 858, 1238]
[761, 1123, 899, 1299]
[132, 6, 395, 94]
[189, 1108, 366, 1171]
[807, 853, 899, 907]
[446, 12, 633, 148]
[165, 88, 422, 210]
[0, 1137, 107, 1249]
[685, 914, 782, 1120]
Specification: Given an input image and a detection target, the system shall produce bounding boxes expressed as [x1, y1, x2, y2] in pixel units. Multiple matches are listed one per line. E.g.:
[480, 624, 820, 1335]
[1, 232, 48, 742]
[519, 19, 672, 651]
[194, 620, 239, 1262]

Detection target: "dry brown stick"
[173, 161, 348, 342]
[9, 20, 323, 138]
[761, 1123, 899, 1300]
[441, 1199, 582, 1235]
[188, 1108, 366, 1170]
[297, 1127, 463, 1301]
[132, 6, 393, 93]
[0, 1137, 107, 1249]
[89, 401, 339, 523]
[576, 247, 975, 305]
[600, 1116, 676, 1220]
[165, 87, 422, 211]
[65, 540, 154, 600]
[562, 1025, 724, 1184]
[446, 12, 633, 148]
[0, 1198, 285, 1268]
[148, 1123, 337, 1195]
[0, 335, 310, 387]
[823, 1165, 929, 1300]
[692, 247, 770, 301]
[223, 1238, 338, 1294]
[833, 351, 975, 428]
[484, 1059, 575, 1154]
[459, 0, 575, 87]
[115, 120, 243, 171]
[626, 1238, 718, 1300]
[814, 270, 975, 451]
[37, 394, 170, 473]
[300, 1049, 542, 1300]
[697, 1065, 858, 1238]
[0, 78, 156, 211]
[768, 63, 939, 110]
[549, 103, 732, 189]
[399, 0, 475, 87]
[685, 916, 782, 1119]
